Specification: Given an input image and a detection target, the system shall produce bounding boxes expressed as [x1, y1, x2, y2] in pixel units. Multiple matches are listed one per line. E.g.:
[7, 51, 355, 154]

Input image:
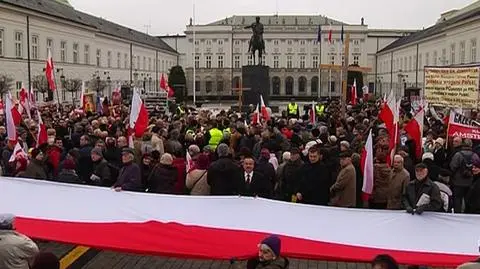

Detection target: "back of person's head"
[32, 252, 60, 269]
[372, 254, 399, 269]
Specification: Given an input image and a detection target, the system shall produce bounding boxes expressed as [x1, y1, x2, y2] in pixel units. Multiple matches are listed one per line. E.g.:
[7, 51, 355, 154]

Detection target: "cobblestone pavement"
[38, 242, 372, 269]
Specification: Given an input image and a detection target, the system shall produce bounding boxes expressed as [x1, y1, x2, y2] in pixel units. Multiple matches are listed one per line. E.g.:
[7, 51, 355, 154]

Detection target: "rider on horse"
[245, 16, 265, 54]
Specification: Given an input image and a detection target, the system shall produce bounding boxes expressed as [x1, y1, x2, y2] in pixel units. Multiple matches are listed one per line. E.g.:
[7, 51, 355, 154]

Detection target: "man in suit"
[241, 156, 272, 198]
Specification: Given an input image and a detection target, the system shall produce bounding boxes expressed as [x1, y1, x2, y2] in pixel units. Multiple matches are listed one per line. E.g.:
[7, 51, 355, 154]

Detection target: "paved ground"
[38, 242, 371, 269]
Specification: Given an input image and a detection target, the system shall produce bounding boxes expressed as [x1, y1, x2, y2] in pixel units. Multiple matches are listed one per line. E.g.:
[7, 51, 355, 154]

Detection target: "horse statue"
[245, 17, 265, 66]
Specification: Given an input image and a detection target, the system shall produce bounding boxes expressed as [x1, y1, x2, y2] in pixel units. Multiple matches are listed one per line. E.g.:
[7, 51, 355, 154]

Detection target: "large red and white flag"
[361, 129, 374, 202]
[45, 49, 56, 91]
[260, 95, 270, 122]
[36, 110, 48, 146]
[350, 79, 357, 105]
[251, 104, 260, 125]
[1, 177, 478, 267]
[5, 94, 17, 142]
[129, 88, 149, 146]
[404, 104, 425, 161]
[8, 142, 28, 163]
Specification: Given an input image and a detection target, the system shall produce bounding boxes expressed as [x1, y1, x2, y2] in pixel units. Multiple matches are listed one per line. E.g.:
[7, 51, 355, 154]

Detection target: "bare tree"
[88, 78, 106, 96]
[32, 75, 49, 101]
[0, 74, 14, 99]
[63, 79, 82, 105]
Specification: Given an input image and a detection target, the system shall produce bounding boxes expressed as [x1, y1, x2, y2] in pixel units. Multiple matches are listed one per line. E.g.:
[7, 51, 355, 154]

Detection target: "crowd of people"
[1, 96, 480, 268]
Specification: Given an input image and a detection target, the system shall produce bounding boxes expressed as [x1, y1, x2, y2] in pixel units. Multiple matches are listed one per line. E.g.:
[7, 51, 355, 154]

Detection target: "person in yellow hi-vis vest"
[206, 122, 223, 151]
[315, 103, 325, 118]
[287, 98, 299, 119]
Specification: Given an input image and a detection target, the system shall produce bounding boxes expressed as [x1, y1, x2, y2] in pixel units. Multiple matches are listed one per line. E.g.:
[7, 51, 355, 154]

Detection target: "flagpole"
[192, 0, 197, 105]
[318, 21, 322, 100]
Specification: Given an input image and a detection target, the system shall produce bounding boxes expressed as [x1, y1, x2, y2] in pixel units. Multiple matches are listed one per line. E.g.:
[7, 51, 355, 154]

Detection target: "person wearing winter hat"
[245, 235, 289, 269]
[0, 214, 39, 269]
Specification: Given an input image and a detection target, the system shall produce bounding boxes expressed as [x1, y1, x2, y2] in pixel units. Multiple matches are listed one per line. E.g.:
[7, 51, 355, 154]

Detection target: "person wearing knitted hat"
[0, 214, 39, 269]
[245, 235, 289, 269]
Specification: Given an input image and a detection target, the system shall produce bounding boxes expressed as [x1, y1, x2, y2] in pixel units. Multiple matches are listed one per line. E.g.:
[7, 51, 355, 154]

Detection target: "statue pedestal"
[242, 65, 270, 106]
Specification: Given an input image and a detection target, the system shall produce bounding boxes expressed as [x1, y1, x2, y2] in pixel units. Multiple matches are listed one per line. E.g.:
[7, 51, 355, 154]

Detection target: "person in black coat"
[147, 153, 178, 194]
[207, 143, 243, 195]
[113, 148, 143, 192]
[296, 146, 332, 206]
[240, 156, 272, 198]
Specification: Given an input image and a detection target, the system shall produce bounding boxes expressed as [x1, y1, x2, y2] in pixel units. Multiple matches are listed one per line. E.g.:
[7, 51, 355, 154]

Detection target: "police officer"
[287, 98, 299, 119]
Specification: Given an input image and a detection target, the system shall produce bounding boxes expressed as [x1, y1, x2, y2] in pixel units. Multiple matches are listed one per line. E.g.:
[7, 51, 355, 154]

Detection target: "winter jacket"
[387, 168, 410, 209]
[330, 164, 357, 208]
[57, 169, 83, 184]
[207, 157, 243, 195]
[186, 169, 210, 195]
[148, 164, 178, 194]
[450, 149, 476, 187]
[371, 163, 392, 204]
[0, 230, 39, 269]
[114, 162, 143, 192]
[92, 159, 112, 187]
[18, 160, 47, 180]
[402, 178, 443, 212]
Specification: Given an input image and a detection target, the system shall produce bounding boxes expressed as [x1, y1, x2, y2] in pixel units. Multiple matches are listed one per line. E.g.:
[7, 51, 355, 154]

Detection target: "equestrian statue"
[244, 16, 265, 65]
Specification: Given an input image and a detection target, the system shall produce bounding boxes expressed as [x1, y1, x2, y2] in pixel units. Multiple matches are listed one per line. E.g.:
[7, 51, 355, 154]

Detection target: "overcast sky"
[69, 0, 476, 35]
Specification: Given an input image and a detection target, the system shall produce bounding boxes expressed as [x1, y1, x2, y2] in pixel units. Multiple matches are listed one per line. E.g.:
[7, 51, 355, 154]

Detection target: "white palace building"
[0, 0, 178, 103]
[162, 16, 415, 101]
[376, 0, 480, 98]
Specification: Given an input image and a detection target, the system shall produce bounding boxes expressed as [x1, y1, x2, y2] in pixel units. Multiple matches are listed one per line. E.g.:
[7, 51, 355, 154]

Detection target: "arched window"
[272, 76, 281, 95]
[285, 76, 294, 95]
[232, 76, 240, 90]
[298, 76, 307, 93]
[311, 76, 318, 94]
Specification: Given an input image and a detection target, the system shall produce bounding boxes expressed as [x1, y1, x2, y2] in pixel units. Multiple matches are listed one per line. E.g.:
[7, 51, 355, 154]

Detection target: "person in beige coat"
[186, 153, 210, 195]
[387, 155, 410, 209]
[0, 214, 39, 269]
[370, 150, 392, 209]
[330, 151, 357, 207]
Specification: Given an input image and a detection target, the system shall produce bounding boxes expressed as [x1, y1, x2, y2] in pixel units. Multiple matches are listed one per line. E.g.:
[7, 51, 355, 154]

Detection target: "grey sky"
[69, 0, 476, 35]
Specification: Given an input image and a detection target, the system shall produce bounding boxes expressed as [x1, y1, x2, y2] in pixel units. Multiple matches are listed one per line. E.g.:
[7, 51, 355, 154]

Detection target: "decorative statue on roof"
[245, 16, 265, 65]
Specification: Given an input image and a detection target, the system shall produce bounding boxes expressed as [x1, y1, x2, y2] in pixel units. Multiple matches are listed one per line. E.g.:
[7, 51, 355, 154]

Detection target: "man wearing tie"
[241, 156, 272, 198]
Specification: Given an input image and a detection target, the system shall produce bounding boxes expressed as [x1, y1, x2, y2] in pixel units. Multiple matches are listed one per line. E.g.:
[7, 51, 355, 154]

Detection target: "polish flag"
[350, 79, 357, 105]
[1, 177, 478, 268]
[309, 101, 316, 124]
[45, 49, 56, 91]
[251, 104, 260, 125]
[160, 74, 167, 91]
[166, 85, 175, 98]
[79, 81, 86, 110]
[36, 110, 48, 146]
[260, 95, 270, 121]
[361, 129, 374, 202]
[8, 142, 28, 163]
[11, 104, 22, 126]
[404, 104, 425, 161]
[129, 88, 149, 140]
[5, 93, 17, 142]
[378, 90, 398, 165]
[19, 86, 32, 119]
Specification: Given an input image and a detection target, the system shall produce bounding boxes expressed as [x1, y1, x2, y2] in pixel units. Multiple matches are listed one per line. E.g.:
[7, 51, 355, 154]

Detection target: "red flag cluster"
[251, 95, 270, 125]
[378, 91, 400, 165]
